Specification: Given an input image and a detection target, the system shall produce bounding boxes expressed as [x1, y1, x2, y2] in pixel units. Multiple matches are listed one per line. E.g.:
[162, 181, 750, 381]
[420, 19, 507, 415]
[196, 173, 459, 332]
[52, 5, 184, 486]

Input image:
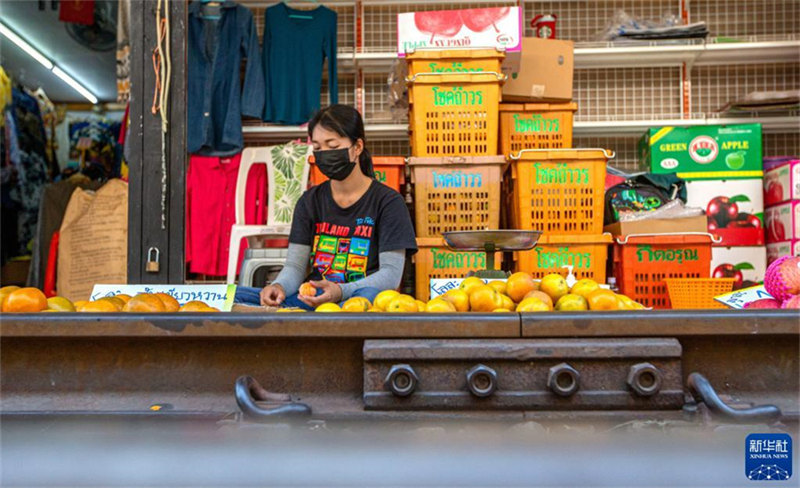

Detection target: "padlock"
[146, 247, 160, 273]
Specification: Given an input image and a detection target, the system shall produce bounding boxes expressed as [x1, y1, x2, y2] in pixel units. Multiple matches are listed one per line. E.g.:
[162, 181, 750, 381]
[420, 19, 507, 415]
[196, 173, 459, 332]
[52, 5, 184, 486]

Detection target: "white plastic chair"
[226, 143, 312, 284]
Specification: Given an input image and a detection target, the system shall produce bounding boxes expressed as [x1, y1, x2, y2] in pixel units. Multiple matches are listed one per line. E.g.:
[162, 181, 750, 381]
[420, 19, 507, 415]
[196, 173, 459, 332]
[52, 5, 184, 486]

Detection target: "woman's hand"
[260, 283, 285, 307]
[298, 280, 342, 308]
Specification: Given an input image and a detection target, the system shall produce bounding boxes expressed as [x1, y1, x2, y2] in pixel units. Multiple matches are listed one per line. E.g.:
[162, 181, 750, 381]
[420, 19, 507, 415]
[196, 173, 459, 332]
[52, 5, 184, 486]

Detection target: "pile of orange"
[0, 286, 219, 313]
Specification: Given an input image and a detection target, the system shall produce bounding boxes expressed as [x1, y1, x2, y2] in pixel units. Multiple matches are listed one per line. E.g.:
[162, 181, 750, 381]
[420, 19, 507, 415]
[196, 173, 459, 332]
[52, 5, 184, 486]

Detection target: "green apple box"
[639, 124, 762, 180]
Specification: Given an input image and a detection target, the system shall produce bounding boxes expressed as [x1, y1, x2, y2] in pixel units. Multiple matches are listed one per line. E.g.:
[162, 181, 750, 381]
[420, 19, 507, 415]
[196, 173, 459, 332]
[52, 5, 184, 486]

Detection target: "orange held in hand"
[2, 287, 48, 313]
[299, 282, 317, 297]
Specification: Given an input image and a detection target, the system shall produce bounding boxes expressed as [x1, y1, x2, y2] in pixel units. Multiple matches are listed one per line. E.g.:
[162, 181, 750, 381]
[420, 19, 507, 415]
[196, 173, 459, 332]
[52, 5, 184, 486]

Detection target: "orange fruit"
[123, 294, 167, 313]
[179, 300, 217, 312]
[46, 296, 76, 312]
[342, 297, 371, 312]
[488, 280, 507, 295]
[2, 287, 48, 313]
[493, 308, 512, 313]
[367, 307, 382, 313]
[73, 300, 89, 310]
[523, 290, 554, 310]
[373, 290, 400, 311]
[442, 289, 470, 312]
[469, 285, 502, 312]
[570, 279, 600, 299]
[0, 286, 20, 311]
[425, 298, 457, 313]
[459, 277, 485, 296]
[98, 297, 125, 311]
[315, 303, 342, 313]
[516, 296, 551, 312]
[415, 299, 427, 312]
[275, 307, 305, 313]
[555, 294, 589, 311]
[114, 294, 132, 304]
[77, 300, 120, 313]
[586, 289, 621, 311]
[298, 282, 317, 297]
[506, 272, 537, 303]
[617, 294, 645, 310]
[154, 293, 180, 312]
[499, 294, 515, 311]
[386, 294, 419, 313]
[540, 274, 569, 302]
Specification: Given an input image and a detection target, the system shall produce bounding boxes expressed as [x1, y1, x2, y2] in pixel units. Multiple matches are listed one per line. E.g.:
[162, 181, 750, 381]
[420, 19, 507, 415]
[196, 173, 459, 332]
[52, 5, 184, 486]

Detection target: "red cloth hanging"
[44, 231, 59, 298]
[59, 0, 95, 25]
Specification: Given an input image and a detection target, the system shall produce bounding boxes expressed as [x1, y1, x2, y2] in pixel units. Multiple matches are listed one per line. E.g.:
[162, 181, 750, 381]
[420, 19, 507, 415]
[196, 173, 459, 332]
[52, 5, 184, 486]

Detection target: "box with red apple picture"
[685, 179, 765, 247]
[767, 240, 800, 265]
[711, 246, 766, 290]
[765, 200, 800, 243]
[763, 157, 800, 206]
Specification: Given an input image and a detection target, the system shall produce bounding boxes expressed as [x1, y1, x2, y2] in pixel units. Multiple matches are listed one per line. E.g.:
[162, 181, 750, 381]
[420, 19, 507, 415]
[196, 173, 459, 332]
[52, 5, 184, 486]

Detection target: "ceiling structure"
[0, 0, 117, 103]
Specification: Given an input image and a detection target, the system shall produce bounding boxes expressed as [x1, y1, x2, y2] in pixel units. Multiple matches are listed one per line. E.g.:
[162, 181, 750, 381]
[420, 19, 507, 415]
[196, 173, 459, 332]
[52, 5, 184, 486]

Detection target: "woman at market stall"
[236, 104, 417, 310]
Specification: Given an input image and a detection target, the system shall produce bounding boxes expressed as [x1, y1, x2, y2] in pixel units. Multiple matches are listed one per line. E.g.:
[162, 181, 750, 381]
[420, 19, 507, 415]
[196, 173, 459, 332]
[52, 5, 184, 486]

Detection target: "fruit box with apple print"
[766, 240, 800, 265]
[639, 124, 762, 180]
[711, 246, 766, 291]
[765, 200, 800, 243]
[685, 179, 765, 247]
[763, 158, 800, 206]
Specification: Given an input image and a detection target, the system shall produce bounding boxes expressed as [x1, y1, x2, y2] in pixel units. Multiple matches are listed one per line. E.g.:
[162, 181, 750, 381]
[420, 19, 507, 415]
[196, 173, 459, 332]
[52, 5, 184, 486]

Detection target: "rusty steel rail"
[1, 310, 798, 423]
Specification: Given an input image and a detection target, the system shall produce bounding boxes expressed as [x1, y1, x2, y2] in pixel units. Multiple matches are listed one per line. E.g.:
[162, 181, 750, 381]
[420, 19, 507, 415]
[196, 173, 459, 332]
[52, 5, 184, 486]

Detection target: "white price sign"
[714, 284, 774, 309]
[90, 284, 236, 311]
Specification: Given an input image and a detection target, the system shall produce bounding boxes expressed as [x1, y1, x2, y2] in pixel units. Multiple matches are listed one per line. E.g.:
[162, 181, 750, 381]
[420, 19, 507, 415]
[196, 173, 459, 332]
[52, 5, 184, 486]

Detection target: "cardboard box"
[604, 215, 708, 236]
[767, 240, 800, 265]
[685, 179, 765, 246]
[763, 158, 800, 206]
[765, 200, 800, 242]
[639, 124, 763, 180]
[711, 246, 766, 290]
[502, 37, 574, 102]
[397, 7, 522, 57]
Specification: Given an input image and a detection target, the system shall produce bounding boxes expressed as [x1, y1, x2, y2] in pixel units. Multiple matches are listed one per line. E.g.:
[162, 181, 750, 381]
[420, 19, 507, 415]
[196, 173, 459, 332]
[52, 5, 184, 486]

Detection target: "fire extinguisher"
[531, 14, 557, 39]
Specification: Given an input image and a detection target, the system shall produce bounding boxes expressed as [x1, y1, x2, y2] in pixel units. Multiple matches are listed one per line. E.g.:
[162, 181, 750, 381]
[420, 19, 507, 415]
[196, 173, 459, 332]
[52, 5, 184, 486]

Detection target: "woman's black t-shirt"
[289, 180, 417, 284]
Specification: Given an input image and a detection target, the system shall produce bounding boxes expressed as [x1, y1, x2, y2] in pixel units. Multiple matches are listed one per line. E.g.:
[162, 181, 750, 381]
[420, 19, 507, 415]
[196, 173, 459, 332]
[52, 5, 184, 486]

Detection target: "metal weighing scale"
[442, 230, 542, 280]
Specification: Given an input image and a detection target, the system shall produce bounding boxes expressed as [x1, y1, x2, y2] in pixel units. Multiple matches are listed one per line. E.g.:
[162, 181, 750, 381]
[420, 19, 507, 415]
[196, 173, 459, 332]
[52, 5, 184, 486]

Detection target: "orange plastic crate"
[508, 148, 613, 235]
[409, 156, 506, 238]
[406, 48, 505, 77]
[414, 237, 503, 301]
[613, 234, 713, 309]
[407, 72, 505, 157]
[664, 278, 735, 309]
[310, 156, 405, 192]
[499, 103, 578, 157]
[514, 234, 612, 282]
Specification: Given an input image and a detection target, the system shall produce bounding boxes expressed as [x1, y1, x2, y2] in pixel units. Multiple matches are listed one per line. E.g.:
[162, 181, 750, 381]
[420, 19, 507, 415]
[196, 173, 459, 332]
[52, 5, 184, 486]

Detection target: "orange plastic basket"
[406, 48, 505, 77]
[613, 233, 714, 309]
[499, 102, 578, 156]
[310, 156, 405, 192]
[407, 71, 505, 157]
[409, 156, 506, 238]
[664, 278, 736, 309]
[514, 234, 613, 282]
[508, 148, 614, 235]
[414, 237, 503, 301]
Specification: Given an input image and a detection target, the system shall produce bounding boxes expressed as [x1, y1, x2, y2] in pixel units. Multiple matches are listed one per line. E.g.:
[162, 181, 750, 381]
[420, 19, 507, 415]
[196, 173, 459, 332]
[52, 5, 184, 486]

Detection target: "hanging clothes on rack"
[30, 87, 60, 177]
[187, 1, 264, 156]
[117, 0, 132, 103]
[262, 3, 338, 125]
[0, 67, 11, 124]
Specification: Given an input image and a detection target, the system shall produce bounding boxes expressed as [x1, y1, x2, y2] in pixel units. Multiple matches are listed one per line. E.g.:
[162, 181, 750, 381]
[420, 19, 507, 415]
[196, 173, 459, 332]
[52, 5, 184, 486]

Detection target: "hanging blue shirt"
[262, 3, 338, 125]
[188, 1, 264, 156]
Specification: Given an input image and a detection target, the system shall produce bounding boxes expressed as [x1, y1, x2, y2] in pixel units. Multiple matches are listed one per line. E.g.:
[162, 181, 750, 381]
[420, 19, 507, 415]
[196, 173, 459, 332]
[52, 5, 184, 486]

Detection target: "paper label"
[90, 284, 237, 311]
[714, 284, 774, 309]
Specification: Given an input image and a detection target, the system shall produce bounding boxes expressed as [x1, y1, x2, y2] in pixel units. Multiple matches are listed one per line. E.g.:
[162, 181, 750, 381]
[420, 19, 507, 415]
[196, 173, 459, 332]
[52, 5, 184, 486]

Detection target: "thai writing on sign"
[536, 246, 591, 269]
[432, 86, 484, 106]
[535, 162, 590, 185]
[90, 284, 236, 311]
[430, 247, 486, 269]
[635, 245, 699, 263]
[432, 170, 482, 188]
[514, 114, 559, 133]
[428, 62, 485, 73]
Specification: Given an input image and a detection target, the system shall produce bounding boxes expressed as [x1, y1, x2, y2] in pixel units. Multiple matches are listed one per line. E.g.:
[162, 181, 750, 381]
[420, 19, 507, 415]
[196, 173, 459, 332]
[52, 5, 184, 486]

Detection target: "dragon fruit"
[744, 298, 782, 309]
[782, 295, 800, 309]
[764, 256, 800, 301]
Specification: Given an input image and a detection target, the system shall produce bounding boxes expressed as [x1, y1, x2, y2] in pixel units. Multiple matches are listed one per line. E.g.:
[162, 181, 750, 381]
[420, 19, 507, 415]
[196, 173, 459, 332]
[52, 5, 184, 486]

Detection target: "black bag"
[604, 174, 687, 225]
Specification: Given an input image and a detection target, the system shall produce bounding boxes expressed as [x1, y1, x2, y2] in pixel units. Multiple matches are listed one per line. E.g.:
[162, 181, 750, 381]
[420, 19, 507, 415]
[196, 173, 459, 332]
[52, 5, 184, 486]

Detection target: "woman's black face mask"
[314, 146, 356, 181]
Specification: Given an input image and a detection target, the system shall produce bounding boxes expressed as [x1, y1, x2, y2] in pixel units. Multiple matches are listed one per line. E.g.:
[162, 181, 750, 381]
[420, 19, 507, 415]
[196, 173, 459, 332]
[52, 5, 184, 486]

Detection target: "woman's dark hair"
[308, 104, 374, 178]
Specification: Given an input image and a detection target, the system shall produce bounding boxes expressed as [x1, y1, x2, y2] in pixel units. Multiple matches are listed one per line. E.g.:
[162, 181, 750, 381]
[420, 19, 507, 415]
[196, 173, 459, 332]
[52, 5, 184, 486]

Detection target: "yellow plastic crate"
[409, 156, 506, 238]
[406, 48, 505, 77]
[407, 72, 505, 157]
[514, 234, 613, 282]
[665, 278, 735, 309]
[414, 237, 503, 301]
[499, 102, 578, 157]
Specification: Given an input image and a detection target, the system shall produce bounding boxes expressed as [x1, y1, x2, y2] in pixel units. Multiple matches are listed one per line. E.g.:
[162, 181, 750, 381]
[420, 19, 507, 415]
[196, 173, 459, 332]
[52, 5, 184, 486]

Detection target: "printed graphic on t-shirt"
[311, 217, 374, 283]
